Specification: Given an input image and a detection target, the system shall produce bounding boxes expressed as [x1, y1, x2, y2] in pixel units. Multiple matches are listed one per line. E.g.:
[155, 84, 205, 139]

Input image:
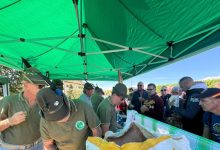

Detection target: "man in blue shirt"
[197, 88, 220, 143]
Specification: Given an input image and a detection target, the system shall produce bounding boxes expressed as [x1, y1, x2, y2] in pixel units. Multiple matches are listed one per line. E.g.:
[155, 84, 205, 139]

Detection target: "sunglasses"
[147, 89, 154, 91]
[138, 85, 143, 86]
[161, 89, 167, 91]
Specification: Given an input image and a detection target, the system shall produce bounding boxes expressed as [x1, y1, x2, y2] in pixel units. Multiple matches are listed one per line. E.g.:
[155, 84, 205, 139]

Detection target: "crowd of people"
[128, 77, 220, 143]
[1, 74, 220, 150]
[0, 73, 128, 150]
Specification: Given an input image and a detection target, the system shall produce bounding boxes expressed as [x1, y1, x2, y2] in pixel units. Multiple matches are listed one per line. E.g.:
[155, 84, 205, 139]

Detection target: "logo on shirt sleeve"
[213, 123, 220, 133]
[75, 121, 85, 131]
[190, 97, 199, 103]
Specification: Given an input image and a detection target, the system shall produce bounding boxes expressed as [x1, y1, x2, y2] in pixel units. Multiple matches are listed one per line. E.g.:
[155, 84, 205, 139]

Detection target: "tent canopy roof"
[0, 0, 220, 80]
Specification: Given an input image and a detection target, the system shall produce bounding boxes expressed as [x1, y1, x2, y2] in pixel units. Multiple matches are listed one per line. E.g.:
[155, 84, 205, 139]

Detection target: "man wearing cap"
[197, 88, 220, 142]
[96, 83, 127, 136]
[175, 77, 207, 136]
[52, 79, 64, 90]
[0, 73, 46, 149]
[37, 87, 101, 150]
[91, 87, 104, 112]
[79, 82, 94, 107]
[131, 82, 148, 114]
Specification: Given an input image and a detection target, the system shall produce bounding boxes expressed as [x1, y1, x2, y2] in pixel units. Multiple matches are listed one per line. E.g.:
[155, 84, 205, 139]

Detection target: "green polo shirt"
[96, 97, 118, 132]
[0, 93, 41, 145]
[91, 93, 104, 112]
[40, 100, 101, 150]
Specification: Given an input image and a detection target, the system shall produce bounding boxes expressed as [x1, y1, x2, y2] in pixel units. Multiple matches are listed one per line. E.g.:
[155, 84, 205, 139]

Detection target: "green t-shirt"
[40, 100, 101, 150]
[96, 98, 118, 132]
[91, 93, 104, 112]
[0, 93, 41, 145]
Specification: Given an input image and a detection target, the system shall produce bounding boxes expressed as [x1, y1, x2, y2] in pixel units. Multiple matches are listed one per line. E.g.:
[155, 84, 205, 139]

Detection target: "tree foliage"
[0, 65, 23, 94]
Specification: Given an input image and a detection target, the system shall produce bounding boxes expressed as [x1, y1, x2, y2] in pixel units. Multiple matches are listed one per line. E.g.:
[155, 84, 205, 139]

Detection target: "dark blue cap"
[197, 88, 220, 99]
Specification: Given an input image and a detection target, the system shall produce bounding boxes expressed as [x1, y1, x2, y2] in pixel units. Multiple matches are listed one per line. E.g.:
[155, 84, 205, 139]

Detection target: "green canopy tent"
[0, 0, 220, 81]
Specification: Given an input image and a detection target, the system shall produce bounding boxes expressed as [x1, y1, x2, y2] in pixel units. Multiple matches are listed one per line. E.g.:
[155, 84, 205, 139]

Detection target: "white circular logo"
[54, 101, 59, 106]
[75, 121, 85, 130]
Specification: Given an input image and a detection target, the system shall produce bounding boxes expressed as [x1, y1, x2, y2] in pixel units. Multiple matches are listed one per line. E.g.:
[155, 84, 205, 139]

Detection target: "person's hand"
[140, 105, 149, 113]
[180, 92, 186, 100]
[138, 97, 145, 103]
[8, 111, 27, 126]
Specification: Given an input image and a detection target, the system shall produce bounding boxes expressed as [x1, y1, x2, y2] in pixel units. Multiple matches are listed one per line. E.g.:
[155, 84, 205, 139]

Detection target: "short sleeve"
[0, 98, 9, 120]
[84, 103, 101, 129]
[40, 118, 51, 140]
[97, 105, 111, 125]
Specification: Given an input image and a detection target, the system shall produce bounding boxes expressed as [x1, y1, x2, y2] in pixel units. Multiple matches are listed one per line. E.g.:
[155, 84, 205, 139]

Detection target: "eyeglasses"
[161, 89, 167, 92]
[147, 89, 154, 91]
[138, 85, 143, 86]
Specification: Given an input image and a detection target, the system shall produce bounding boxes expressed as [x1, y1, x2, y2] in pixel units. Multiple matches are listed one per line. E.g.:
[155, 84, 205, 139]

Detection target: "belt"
[0, 139, 42, 150]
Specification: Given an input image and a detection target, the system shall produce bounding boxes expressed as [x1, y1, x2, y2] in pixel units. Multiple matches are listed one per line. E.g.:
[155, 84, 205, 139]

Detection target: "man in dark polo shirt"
[37, 87, 101, 150]
[0, 73, 46, 150]
[91, 87, 104, 112]
[96, 83, 127, 136]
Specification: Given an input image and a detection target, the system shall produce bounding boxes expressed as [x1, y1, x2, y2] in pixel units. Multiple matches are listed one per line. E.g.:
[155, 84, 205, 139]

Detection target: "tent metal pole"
[148, 60, 167, 65]
[0, 32, 78, 43]
[87, 36, 167, 59]
[86, 48, 129, 55]
[174, 24, 220, 44]
[72, 0, 88, 80]
[175, 26, 220, 58]
[132, 48, 168, 60]
[136, 64, 147, 75]
[146, 47, 168, 65]
[26, 34, 78, 41]
[29, 41, 78, 54]
[86, 36, 128, 49]
[0, 33, 78, 54]
[88, 76, 115, 80]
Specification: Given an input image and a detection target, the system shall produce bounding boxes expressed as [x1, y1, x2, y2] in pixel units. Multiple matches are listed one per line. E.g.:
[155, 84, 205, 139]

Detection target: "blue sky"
[90, 46, 220, 90]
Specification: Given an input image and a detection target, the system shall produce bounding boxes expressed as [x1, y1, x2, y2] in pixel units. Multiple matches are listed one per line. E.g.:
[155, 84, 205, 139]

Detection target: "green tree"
[0, 65, 23, 94]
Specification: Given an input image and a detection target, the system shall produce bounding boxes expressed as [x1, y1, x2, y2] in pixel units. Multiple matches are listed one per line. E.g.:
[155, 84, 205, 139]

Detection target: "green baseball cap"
[37, 88, 69, 121]
[112, 83, 128, 99]
[52, 79, 64, 90]
[84, 82, 94, 90]
[22, 73, 47, 85]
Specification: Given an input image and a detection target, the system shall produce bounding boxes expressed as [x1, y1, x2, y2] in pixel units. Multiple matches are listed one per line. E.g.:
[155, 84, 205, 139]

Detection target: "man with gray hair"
[0, 73, 47, 149]
[131, 82, 148, 114]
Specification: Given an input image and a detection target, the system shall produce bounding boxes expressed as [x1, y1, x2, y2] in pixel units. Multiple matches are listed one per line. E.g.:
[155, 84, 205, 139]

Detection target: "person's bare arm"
[101, 124, 110, 136]
[0, 119, 10, 132]
[43, 139, 57, 150]
[91, 126, 102, 137]
[0, 111, 26, 132]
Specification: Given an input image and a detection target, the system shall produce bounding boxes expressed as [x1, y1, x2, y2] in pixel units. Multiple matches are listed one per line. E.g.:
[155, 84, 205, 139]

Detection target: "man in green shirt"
[37, 87, 102, 150]
[91, 87, 104, 112]
[0, 73, 47, 149]
[96, 83, 127, 136]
